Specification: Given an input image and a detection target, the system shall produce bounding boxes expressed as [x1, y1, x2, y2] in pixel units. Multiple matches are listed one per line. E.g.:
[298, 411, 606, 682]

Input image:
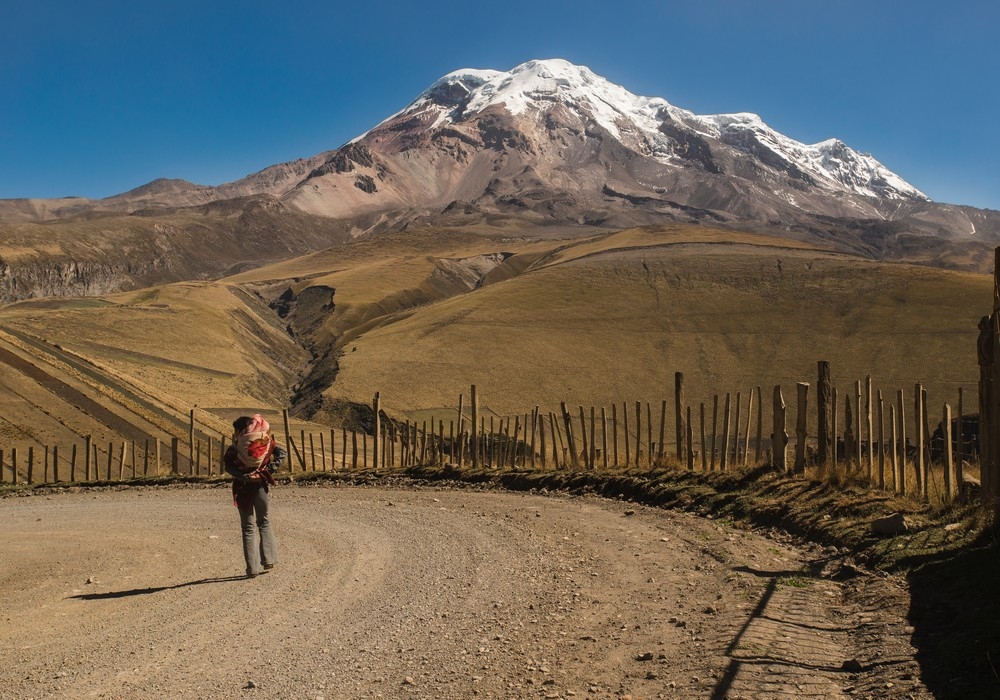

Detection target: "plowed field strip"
[0, 343, 150, 443]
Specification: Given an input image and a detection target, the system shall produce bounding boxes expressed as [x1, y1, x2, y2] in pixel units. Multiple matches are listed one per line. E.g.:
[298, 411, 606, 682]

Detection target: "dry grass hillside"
[0, 222, 990, 453]
[231, 224, 987, 428]
[0, 282, 310, 452]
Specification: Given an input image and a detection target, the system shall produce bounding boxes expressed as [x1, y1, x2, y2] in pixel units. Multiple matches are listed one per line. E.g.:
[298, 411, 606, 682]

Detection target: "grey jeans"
[239, 486, 278, 576]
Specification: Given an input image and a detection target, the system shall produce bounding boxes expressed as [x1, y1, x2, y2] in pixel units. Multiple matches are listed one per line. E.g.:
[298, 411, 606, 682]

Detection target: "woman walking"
[224, 414, 286, 578]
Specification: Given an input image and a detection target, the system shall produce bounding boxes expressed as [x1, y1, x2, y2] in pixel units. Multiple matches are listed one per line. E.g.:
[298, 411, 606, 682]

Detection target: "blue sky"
[2, 0, 998, 210]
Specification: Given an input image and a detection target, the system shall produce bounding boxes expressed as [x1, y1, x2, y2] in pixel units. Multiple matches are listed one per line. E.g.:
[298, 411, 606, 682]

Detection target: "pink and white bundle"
[235, 414, 274, 471]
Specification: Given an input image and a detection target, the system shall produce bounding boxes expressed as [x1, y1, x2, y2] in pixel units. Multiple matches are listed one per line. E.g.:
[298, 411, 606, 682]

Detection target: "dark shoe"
[262, 563, 275, 571]
[246, 571, 258, 579]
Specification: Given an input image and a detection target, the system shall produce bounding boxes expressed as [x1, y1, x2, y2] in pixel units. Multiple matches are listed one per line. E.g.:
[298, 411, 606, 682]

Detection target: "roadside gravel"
[1, 482, 928, 699]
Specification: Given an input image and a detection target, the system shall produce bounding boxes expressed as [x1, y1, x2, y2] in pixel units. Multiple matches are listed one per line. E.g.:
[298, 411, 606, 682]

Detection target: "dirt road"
[1, 483, 928, 699]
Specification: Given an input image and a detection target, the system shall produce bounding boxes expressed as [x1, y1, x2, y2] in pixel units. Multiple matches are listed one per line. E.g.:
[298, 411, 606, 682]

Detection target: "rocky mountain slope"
[2, 58, 998, 305]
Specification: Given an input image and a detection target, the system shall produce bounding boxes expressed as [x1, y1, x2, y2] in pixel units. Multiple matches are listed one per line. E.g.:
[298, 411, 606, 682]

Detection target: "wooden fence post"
[611, 404, 619, 467]
[877, 391, 886, 489]
[365, 391, 382, 469]
[957, 388, 965, 498]
[818, 361, 831, 464]
[634, 401, 642, 467]
[755, 386, 763, 464]
[915, 383, 926, 498]
[561, 403, 579, 469]
[12, 447, 18, 484]
[890, 404, 899, 492]
[844, 394, 855, 468]
[733, 392, 742, 467]
[831, 386, 839, 468]
[189, 409, 195, 474]
[772, 386, 787, 471]
[27, 447, 34, 484]
[646, 403, 652, 468]
[700, 402, 707, 471]
[794, 382, 809, 474]
[944, 403, 955, 502]
[590, 407, 597, 469]
[675, 372, 685, 462]
[686, 405, 694, 470]
[720, 393, 731, 472]
[742, 389, 754, 466]
[866, 376, 874, 478]
[854, 381, 863, 469]
[897, 389, 907, 494]
[551, 413, 563, 468]
[171, 437, 179, 474]
[710, 395, 719, 471]
[470, 386, 478, 469]
[85, 435, 92, 481]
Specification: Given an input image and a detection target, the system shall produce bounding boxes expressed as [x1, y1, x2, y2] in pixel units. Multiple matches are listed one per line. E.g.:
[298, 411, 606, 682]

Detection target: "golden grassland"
[0, 222, 990, 448]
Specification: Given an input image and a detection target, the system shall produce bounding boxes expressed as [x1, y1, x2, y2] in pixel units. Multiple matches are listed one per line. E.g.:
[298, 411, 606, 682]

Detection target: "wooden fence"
[1, 369, 979, 506]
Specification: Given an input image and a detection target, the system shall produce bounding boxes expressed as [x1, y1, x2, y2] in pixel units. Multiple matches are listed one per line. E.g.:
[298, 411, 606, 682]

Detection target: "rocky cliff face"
[0, 259, 155, 304]
[0, 195, 357, 303]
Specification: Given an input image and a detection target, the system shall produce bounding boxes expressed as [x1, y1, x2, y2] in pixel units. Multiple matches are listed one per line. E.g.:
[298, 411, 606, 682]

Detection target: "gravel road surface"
[1, 482, 928, 699]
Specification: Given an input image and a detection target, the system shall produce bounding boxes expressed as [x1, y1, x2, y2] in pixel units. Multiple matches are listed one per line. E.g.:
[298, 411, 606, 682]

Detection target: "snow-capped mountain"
[7, 58, 996, 259]
[389, 59, 925, 203]
[242, 57, 972, 238]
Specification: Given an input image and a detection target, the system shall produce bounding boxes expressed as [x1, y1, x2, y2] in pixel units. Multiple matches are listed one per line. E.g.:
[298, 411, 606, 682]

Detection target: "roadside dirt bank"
[2, 483, 929, 699]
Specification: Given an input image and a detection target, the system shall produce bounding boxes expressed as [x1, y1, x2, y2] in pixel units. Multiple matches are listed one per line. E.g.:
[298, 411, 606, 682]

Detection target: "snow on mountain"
[382, 58, 927, 204]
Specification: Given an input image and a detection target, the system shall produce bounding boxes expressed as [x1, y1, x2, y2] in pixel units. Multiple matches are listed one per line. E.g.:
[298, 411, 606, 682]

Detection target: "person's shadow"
[68, 575, 248, 600]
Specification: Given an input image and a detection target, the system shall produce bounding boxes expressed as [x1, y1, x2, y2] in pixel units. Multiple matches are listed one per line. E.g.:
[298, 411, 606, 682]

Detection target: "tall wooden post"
[470, 385, 479, 469]
[700, 402, 707, 471]
[831, 386, 839, 467]
[686, 405, 694, 470]
[720, 393, 731, 472]
[711, 395, 719, 471]
[795, 382, 809, 474]
[658, 399, 667, 463]
[877, 390, 886, 489]
[189, 409, 196, 474]
[915, 383, 926, 498]
[733, 392, 742, 467]
[897, 390, 907, 494]
[611, 403, 619, 467]
[772, 386, 788, 471]
[943, 403, 955, 502]
[675, 372, 685, 461]
[634, 401, 642, 467]
[817, 361, 831, 465]
[990, 306, 1000, 456]
[85, 435, 92, 481]
[561, 403, 579, 468]
[754, 386, 763, 464]
[742, 389, 753, 466]
[957, 388, 965, 497]
[373, 392, 381, 472]
[854, 381, 863, 468]
[890, 405, 898, 492]
[866, 376, 874, 478]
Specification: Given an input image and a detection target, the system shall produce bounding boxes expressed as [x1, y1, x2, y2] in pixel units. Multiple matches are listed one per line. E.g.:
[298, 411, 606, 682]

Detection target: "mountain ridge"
[1, 58, 998, 285]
